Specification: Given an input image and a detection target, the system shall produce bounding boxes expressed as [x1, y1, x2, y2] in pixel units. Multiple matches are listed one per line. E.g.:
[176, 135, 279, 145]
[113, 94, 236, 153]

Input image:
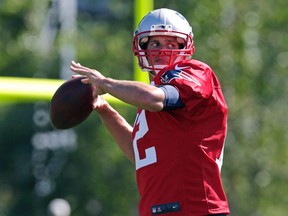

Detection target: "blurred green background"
[0, 0, 287, 215]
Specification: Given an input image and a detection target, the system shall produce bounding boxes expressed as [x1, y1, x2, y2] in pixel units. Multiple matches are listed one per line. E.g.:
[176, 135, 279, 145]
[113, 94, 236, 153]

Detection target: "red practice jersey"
[132, 59, 230, 216]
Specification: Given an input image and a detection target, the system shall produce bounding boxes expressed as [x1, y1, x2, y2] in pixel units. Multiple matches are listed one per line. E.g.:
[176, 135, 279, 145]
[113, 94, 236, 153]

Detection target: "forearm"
[69, 61, 165, 111]
[95, 103, 135, 163]
[102, 78, 165, 112]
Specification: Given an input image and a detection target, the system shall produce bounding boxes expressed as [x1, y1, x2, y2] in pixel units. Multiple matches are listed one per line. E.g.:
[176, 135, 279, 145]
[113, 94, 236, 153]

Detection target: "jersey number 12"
[133, 110, 157, 170]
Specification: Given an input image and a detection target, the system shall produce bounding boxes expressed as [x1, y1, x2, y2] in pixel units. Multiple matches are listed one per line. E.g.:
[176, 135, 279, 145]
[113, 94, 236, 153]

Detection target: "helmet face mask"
[132, 8, 195, 72]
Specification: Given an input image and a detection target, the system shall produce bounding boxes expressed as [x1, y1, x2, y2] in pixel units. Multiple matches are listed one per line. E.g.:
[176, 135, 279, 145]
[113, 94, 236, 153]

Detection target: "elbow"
[140, 92, 164, 112]
[148, 100, 164, 112]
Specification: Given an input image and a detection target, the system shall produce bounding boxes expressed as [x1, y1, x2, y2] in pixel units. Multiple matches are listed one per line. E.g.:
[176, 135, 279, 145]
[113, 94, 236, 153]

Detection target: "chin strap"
[148, 71, 157, 81]
[148, 71, 157, 82]
[149, 71, 157, 77]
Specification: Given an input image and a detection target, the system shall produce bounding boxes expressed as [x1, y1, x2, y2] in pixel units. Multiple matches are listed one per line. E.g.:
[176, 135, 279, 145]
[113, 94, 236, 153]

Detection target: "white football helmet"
[133, 8, 195, 72]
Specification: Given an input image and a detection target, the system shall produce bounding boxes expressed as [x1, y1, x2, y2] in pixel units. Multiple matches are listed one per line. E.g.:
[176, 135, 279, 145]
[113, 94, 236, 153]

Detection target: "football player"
[71, 8, 230, 216]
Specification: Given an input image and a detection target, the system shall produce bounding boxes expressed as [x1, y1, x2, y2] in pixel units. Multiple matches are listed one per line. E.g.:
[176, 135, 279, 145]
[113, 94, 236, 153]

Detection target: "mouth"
[153, 57, 169, 65]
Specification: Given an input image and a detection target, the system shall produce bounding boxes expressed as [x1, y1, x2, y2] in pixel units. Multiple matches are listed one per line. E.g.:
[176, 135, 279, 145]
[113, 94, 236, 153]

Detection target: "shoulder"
[159, 59, 213, 75]
[185, 59, 213, 72]
[155, 60, 213, 84]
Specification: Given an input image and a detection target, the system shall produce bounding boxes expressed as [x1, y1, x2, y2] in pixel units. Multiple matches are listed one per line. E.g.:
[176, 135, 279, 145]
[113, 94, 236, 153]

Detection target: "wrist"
[93, 99, 111, 114]
[91, 95, 108, 113]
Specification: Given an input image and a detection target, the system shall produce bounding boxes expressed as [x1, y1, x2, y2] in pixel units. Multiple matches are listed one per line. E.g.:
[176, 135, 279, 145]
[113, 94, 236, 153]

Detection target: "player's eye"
[167, 43, 175, 49]
[147, 40, 179, 49]
[149, 41, 159, 48]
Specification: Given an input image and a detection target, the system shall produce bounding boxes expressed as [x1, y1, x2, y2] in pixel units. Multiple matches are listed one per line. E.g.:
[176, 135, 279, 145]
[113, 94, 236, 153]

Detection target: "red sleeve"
[155, 60, 214, 111]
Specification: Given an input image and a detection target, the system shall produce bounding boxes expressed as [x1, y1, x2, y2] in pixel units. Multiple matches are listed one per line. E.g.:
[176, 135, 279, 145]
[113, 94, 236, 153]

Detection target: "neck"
[148, 71, 156, 82]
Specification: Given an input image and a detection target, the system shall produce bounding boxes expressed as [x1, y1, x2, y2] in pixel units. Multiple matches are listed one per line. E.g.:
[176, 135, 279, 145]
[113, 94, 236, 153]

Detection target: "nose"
[157, 43, 174, 55]
[158, 48, 170, 55]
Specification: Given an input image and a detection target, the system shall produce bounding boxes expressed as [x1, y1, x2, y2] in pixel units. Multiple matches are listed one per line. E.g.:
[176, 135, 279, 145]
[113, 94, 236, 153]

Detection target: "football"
[50, 77, 94, 129]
